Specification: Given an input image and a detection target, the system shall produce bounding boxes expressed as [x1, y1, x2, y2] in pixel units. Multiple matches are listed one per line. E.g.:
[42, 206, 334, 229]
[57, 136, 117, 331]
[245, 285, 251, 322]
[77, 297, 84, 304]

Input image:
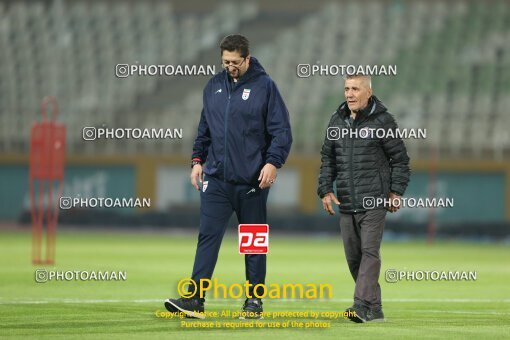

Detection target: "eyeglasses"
[221, 57, 247, 68]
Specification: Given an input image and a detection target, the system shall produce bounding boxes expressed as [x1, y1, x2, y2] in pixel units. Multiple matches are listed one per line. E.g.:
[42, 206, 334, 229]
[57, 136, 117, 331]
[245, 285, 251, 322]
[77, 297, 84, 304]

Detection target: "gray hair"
[343, 74, 372, 89]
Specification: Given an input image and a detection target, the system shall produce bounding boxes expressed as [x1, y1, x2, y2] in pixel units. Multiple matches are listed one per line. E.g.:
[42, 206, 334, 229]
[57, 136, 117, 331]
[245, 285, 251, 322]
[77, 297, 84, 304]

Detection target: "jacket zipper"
[224, 87, 231, 181]
[347, 117, 358, 212]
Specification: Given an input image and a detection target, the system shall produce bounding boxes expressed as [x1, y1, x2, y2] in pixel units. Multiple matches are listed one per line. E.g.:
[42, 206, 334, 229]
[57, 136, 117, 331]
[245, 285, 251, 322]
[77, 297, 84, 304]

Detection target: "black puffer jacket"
[317, 96, 411, 213]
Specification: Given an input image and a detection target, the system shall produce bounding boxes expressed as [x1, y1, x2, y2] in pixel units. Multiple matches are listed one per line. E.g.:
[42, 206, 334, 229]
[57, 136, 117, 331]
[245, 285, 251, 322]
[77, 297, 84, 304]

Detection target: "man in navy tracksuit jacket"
[165, 35, 292, 319]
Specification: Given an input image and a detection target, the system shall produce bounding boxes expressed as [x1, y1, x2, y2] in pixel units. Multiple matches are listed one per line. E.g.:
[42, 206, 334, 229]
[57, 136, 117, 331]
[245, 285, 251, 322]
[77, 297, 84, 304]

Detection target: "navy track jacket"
[192, 57, 292, 185]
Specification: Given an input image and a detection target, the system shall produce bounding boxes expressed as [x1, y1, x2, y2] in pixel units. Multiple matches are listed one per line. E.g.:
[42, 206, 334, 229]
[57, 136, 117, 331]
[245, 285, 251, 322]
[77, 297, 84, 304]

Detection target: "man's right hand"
[190, 164, 204, 191]
[322, 192, 340, 215]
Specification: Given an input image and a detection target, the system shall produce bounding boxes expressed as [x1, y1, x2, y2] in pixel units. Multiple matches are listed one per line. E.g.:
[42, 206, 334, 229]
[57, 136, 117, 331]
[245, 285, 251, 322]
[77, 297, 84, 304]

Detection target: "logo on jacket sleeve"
[242, 88, 251, 100]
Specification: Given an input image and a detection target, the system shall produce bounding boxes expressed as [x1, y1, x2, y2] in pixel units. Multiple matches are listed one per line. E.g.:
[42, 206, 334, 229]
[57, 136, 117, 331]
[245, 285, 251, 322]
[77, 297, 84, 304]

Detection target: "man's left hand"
[387, 192, 402, 213]
[258, 163, 277, 189]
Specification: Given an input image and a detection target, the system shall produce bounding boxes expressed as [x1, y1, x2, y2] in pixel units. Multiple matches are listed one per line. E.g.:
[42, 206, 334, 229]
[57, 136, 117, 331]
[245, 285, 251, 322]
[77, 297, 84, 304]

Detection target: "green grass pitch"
[0, 229, 509, 339]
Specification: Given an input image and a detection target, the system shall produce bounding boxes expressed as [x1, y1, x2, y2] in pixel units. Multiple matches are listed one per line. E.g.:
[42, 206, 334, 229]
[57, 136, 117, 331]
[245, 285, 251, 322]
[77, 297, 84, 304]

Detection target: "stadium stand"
[0, 0, 509, 159]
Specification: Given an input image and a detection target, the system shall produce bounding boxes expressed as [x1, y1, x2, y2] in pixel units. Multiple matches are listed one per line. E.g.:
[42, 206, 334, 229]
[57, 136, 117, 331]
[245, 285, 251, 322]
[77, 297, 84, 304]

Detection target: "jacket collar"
[224, 56, 266, 85]
[337, 95, 386, 121]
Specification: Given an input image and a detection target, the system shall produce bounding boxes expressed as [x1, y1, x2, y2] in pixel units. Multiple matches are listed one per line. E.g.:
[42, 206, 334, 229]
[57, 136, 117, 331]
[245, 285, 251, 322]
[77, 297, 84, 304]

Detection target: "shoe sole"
[164, 299, 205, 319]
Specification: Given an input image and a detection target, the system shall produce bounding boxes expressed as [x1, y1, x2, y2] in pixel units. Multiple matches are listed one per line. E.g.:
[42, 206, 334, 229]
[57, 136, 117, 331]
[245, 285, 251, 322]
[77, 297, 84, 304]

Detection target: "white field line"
[419, 310, 510, 316]
[0, 298, 509, 304]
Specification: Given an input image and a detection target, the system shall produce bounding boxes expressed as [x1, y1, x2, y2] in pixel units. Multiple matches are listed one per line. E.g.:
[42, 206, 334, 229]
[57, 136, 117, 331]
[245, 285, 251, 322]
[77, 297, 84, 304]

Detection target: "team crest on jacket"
[242, 89, 251, 100]
[202, 181, 209, 192]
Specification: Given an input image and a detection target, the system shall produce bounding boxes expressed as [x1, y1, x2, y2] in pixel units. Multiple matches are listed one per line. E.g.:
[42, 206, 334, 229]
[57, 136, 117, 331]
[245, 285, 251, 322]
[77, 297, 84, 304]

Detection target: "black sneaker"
[164, 297, 205, 319]
[348, 304, 370, 323]
[344, 304, 356, 319]
[240, 298, 263, 319]
[367, 308, 385, 322]
[345, 304, 356, 313]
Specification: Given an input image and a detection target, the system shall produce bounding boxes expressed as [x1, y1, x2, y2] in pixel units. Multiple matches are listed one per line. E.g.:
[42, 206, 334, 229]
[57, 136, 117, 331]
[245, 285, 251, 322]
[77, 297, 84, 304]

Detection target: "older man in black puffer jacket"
[317, 75, 410, 323]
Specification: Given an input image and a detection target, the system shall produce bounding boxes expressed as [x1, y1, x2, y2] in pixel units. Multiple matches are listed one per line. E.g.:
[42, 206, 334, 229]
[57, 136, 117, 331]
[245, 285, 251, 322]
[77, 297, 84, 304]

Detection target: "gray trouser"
[339, 209, 386, 309]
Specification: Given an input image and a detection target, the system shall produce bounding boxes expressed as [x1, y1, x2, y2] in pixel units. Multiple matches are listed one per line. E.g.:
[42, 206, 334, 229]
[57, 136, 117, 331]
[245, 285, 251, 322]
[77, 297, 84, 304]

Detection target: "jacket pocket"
[379, 170, 390, 196]
[243, 131, 263, 156]
[378, 172, 385, 196]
